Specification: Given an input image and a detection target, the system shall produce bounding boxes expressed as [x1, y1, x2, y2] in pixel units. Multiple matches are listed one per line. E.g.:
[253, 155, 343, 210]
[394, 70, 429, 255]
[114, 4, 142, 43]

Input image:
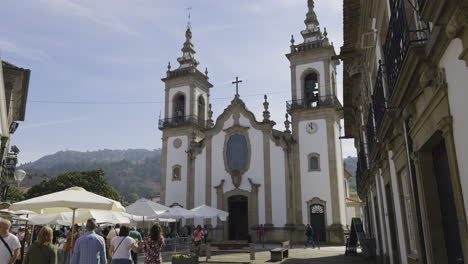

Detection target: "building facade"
[0, 61, 30, 200]
[159, 0, 348, 244]
[341, 0, 468, 263]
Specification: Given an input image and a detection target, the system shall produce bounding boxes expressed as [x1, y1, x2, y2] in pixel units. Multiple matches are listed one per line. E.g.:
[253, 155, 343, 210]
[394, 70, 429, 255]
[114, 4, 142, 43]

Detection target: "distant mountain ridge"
[22, 149, 157, 168]
[19, 149, 357, 202]
[19, 149, 161, 202]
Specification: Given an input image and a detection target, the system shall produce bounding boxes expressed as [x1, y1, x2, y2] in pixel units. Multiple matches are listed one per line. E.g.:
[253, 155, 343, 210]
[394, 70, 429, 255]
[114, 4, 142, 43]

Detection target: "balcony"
[372, 64, 386, 133]
[158, 115, 207, 130]
[286, 95, 342, 112]
[366, 107, 376, 154]
[384, 0, 430, 97]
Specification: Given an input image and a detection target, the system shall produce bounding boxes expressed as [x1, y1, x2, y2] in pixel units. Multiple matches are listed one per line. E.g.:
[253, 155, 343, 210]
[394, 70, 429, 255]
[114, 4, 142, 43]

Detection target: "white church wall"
[295, 61, 326, 100]
[270, 140, 287, 227]
[439, 38, 468, 217]
[165, 135, 189, 207]
[237, 114, 266, 225]
[334, 122, 347, 225]
[194, 146, 207, 207]
[298, 119, 332, 225]
[210, 116, 234, 210]
[168, 86, 190, 118]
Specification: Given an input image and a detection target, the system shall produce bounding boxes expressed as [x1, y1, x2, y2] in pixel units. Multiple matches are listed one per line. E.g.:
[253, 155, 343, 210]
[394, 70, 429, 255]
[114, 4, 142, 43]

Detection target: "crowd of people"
[0, 218, 166, 264]
[0, 218, 214, 264]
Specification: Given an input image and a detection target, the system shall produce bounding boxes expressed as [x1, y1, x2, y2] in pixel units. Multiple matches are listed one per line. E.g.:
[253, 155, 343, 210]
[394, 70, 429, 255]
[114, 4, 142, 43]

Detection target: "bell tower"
[159, 27, 213, 207]
[285, 0, 347, 244]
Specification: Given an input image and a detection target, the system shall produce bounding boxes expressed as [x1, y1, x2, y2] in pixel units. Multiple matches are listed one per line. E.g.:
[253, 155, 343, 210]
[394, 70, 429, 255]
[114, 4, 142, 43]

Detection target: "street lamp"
[14, 169, 26, 187]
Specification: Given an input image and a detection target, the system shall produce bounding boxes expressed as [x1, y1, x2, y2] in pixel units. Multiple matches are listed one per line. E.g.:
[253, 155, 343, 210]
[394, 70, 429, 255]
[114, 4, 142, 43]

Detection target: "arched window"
[173, 94, 185, 118]
[304, 72, 319, 104]
[197, 95, 206, 121]
[172, 165, 181, 181]
[308, 153, 320, 171]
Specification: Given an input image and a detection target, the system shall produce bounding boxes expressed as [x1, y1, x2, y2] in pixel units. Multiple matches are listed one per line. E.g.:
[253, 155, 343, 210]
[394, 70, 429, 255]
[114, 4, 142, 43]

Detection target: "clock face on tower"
[306, 122, 318, 134]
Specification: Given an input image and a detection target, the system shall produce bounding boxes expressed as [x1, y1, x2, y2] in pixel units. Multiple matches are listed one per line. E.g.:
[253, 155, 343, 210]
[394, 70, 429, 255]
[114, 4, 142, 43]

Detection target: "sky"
[1, 0, 356, 163]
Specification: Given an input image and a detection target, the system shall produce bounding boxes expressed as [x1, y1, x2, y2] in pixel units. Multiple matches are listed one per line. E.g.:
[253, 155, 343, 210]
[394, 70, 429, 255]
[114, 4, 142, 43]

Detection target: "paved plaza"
[138, 245, 371, 264]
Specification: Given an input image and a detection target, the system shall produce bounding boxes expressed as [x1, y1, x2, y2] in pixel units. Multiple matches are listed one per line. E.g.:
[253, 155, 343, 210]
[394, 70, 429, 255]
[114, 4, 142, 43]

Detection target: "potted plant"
[171, 254, 198, 264]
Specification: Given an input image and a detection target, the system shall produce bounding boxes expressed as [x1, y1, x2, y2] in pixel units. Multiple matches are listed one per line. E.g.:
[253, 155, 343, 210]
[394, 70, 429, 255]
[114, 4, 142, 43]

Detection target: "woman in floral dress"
[142, 224, 165, 264]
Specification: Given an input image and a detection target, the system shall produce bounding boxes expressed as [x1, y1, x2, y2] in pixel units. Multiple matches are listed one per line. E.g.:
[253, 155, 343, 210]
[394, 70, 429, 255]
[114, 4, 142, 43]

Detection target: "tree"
[25, 170, 123, 203]
[5, 186, 25, 203]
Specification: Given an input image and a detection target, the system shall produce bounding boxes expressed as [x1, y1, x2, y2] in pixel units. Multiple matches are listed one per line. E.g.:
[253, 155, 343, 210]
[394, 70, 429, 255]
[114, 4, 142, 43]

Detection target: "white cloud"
[37, 0, 141, 36]
[0, 39, 48, 61]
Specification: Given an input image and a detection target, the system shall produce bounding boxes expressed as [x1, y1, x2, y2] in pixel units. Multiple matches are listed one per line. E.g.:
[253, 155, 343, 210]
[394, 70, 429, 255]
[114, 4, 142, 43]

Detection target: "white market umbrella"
[10, 186, 125, 263]
[190, 205, 229, 221]
[157, 206, 202, 219]
[76, 210, 130, 225]
[28, 212, 73, 225]
[10, 187, 125, 213]
[126, 198, 169, 216]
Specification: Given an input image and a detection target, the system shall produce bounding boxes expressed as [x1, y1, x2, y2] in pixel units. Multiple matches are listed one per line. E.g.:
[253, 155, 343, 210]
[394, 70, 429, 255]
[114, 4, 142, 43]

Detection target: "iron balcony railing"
[366, 107, 377, 154]
[384, 0, 430, 97]
[286, 95, 342, 112]
[158, 115, 207, 130]
[372, 64, 386, 132]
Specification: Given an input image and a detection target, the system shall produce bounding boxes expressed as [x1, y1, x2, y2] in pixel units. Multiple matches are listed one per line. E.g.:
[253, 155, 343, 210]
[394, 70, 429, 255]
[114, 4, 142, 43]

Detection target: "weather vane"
[186, 6, 192, 29]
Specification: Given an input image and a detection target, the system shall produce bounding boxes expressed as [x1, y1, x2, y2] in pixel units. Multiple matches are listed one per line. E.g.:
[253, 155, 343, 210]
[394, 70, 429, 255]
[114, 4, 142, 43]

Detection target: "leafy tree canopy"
[24, 170, 123, 203]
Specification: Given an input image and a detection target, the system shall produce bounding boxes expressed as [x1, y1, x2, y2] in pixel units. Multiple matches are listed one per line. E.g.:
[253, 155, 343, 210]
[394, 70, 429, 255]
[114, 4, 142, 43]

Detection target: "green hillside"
[19, 149, 161, 202]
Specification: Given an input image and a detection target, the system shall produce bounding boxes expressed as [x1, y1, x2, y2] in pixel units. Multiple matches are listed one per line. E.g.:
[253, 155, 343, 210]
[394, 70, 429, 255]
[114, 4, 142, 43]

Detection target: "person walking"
[202, 225, 209, 244]
[258, 224, 265, 248]
[71, 218, 107, 264]
[64, 225, 80, 263]
[129, 227, 142, 264]
[192, 225, 203, 258]
[109, 225, 138, 264]
[0, 219, 21, 264]
[141, 224, 165, 264]
[23, 226, 57, 264]
[304, 224, 316, 249]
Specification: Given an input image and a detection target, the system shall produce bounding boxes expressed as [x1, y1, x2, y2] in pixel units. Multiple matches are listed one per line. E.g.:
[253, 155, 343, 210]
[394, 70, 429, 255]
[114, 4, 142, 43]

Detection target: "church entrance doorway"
[310, 204, 326, 242]
[431, 140, 463, 263]
[228, 195, 249, 240]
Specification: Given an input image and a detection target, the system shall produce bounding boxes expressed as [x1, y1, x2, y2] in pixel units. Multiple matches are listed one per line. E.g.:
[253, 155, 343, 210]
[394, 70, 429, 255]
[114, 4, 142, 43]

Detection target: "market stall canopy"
[28, 210, 131, 225]
[125, 198, 169, 217]
[157, 206, 202, 219]
[28, 212, 73, 226]
[9, 186, 125, 213]
[190, 205, 229, 221]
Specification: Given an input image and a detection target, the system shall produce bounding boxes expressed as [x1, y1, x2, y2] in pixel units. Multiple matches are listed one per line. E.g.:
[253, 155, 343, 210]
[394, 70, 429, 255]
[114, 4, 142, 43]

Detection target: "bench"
[270, 241, 290, 261]
[206, 242, 255, 262]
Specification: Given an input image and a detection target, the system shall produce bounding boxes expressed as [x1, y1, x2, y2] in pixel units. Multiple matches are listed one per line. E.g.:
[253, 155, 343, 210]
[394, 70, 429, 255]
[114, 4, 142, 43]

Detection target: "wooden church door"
[310, 204, 326, 242]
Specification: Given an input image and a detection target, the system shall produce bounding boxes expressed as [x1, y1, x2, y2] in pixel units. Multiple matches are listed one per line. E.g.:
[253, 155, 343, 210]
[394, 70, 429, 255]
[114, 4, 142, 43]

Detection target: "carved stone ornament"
[446, 7, 468, 40]
[419, 66, 447, 90]
[173, 138, 182, 149]
[223, 125, 251, 188]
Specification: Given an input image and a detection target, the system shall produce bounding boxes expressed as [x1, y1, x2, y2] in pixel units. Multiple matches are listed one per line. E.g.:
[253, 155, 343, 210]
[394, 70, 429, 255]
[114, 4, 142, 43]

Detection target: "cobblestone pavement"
[139, 245, 371, 264]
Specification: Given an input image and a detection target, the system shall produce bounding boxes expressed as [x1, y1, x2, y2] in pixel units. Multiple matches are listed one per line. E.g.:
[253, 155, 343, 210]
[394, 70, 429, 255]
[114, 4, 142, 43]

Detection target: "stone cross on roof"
[232, 77, 242, 96]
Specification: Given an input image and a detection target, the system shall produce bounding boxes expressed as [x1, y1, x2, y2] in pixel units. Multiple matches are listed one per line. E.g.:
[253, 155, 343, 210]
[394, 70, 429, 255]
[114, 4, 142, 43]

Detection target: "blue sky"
[1, 0, 356, 163]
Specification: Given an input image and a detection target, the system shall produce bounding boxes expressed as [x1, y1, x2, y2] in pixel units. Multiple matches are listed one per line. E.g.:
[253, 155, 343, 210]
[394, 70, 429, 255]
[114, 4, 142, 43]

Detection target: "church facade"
[159, 0, 347, 244]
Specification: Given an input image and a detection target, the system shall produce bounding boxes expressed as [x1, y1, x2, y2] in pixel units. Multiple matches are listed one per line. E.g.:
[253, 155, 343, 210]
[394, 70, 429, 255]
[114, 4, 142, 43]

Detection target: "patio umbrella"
[126, 198, 169, 216]
[190, 205, 229, 221]
[10, 186, 125, 263]
[157, 206, 202, 219]
[28, 212, 74, 225]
